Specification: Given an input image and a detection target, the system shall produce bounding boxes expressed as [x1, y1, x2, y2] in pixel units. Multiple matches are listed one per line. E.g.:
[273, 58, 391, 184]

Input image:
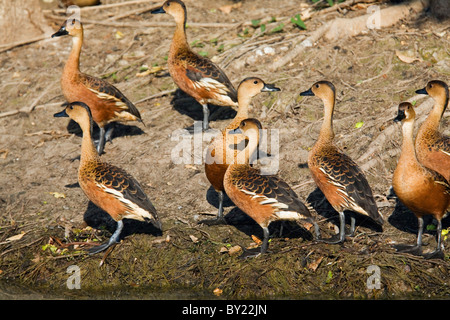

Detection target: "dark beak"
[300, 88, 314, 96]
[393, 111, 405, 123]
[151, 6, 166, 14]
[228, 127, 242, 135]
[52, 26, 69, 38]
[415, 87, 428, 95]
[261, 83, 281, 92]
[54, 109, 69, 118]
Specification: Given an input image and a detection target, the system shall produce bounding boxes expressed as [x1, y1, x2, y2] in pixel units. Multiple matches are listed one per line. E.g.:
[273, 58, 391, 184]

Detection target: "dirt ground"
[1, 0, 450, 300]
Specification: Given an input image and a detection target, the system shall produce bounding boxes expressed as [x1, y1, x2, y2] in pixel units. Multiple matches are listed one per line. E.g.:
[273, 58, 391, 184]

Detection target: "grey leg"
[88, 220, 124, 254]
[202, 104, 210, 131]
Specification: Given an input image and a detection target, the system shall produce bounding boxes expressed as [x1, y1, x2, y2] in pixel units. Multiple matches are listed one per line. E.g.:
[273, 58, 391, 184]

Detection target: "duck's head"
[394, 102, 415, 123]
[237, 77, 280, 100]
[415, 80, 449, 102]
[151, 0, 187, 25]
[52, 19, 83, 38]
[230, 118, 263, 136]
[54, 101, 94, 133]
[299, 80, 336, 102]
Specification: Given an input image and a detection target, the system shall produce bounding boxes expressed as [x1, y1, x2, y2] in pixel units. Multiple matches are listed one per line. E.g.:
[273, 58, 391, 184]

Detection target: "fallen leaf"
[189, 235, 199, 243]
[307, 256, 323, 272]
[6, 232, 26, 242]
[251, 234, 262, 245]
[213, 288, 223, 296]
[228, 245, 242, 256]
[395, 50, 422, 64]
[354, 121, 364, 129]
[218, 2, 241, 14]
[219, 246, 229, 253]
[115, 31, 124, 39]
[49, 192, 66, 199]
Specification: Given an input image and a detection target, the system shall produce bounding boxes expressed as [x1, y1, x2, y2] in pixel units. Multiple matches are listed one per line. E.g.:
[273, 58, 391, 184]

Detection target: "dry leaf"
[136, 66, 164, 77]
[251, 234, 262, 245]
[0, 149, 9, 159]
[228, 245, 242, 256]
[213, 288, 223, 296]
[6, 232, 26, 242]
[219, 246, 229, 253]
[49, 192, 66, 199]
[189, 234, 199, 243]
[395, 50, 422, 64]
[218, 2, 241, 14]
[307, 256, 323, 272]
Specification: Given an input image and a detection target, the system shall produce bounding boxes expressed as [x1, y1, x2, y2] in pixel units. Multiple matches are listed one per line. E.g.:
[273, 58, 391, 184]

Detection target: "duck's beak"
[300, 88, 314, 96]
[261, 83, 280, 92]
[151, 6, 166, 14]
[51, 26, 69, 38]
[415, 87, 428, 95]
[393, 110, 406, 123]
[54, 109, 69, 118]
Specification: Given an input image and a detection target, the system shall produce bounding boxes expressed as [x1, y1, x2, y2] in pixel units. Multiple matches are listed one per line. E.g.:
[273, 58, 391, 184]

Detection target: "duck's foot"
[316, 233, 345, 244]
[239, 247, 267, 259]
[423, 248, 445, 260]
[393, 244, 423, 256]
[198, 216, 228, 226]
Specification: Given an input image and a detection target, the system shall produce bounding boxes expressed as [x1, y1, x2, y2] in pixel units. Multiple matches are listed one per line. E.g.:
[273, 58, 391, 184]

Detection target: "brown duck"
[392, 102, 450, 259]
[52, 19, 143, 155]
[54, 102, 161, 255]
[151, 0, 238, 130]
[300, 81, 384, 243]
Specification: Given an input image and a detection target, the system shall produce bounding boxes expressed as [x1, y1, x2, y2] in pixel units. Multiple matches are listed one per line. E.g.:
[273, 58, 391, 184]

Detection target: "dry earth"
[0, 0, 450, 299]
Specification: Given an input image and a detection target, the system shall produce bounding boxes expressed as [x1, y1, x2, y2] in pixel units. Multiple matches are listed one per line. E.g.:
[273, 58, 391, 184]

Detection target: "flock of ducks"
[50, 0, 450, 260]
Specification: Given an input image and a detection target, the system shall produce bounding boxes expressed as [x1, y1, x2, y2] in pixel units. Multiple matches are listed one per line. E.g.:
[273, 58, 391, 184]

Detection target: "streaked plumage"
[54, 102, 161, 256]
[224, 118, 319, 258]
[300, 81, 383, 244]
[52, 19, 143, 155]
[392, 102, 450, 259]
[415, 80, 450, 181]
[151, 0, 238, 130]
[202, 77, 280, 225]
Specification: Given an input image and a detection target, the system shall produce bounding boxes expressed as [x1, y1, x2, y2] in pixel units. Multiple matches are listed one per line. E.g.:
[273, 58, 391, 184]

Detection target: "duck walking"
[224, 118, 319, 258]
[392, 102, 450, 259]
[415, 80, 450, 181]
[203, 77, 280, 225]
[54, 102, 161, 256]
[151, 0, 238, 130]
[52, 19, 143, 155]
[300, 81, 383, 243]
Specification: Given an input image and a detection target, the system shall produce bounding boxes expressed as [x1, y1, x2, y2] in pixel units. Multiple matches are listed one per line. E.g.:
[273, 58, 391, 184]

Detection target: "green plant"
[291, 14, 306, 30]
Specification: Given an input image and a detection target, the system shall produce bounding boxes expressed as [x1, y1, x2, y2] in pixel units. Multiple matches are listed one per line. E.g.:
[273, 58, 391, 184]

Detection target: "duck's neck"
[64, 35, 82, 77]
[79, 119, 100, 164]
[419, 95, 448, 135]
[317, 97, 335, 144]
[170, 15, 189, 55]
[229, 96, 251, 129]
[235, 129, 259, 166]
[399, 119, 418, 165]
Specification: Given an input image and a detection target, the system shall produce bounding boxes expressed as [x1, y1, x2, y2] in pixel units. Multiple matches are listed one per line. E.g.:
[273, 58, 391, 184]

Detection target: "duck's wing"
[184, 53, 237, 104]
[80, 74, 142, 120]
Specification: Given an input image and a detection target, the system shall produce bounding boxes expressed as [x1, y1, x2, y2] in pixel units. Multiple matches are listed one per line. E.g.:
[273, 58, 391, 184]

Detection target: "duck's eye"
[315, 84, 319, 88]
[253, 80, 258, 85]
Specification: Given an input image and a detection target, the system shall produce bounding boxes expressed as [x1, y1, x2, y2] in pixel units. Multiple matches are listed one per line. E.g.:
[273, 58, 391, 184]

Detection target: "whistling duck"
[300, 81, 384, 244]
[392, 102, 450, 259]
[415, 80, 450, 181]
[151, 0, 238, 130]
[52, 19, 143, 155]
[223, 118, 320, 258]
[54, 102, 161, 255]
[202, 77, 280, 225]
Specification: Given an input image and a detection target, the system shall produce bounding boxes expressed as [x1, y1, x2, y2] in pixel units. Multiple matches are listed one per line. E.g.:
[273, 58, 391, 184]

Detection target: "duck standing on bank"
[224, 118, 320, 258]
[300, 81, 384, 243]
[151, 0, 238, 130]
[415, 80, 450, 181]
[52, 19, 143, 155]
[392, 102, 450, 259]
[54, 102, 161, 259]
[203, 77, 280, 225]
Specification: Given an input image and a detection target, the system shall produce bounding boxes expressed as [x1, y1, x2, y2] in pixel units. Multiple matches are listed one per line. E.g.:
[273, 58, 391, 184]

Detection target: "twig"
[42, 0, 161, 14]
[0, 34, 52, 54]
[134, 89, 175, 104]
[105, 4, 161, 21]
[0, 101, 63, 119]
[27, 86, 54, 113]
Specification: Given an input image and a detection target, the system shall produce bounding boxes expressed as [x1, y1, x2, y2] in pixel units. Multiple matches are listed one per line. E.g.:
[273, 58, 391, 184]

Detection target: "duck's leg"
[88, 220, 124, 254]
[199, 191, 228, 225]
[240, 227, 270, 259]
[96, 126, 106, 155]
[202, 103, 210, 131]
[394, 217, 423, 256]
[348, 216, 356, 237]
[318, 211, 346, 244]
[104, 123, 115, 144]
[423, 219, 445, 259]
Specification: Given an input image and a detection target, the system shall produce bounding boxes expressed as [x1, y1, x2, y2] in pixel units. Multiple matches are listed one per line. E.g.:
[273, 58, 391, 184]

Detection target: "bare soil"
[1, 0, 450, 299]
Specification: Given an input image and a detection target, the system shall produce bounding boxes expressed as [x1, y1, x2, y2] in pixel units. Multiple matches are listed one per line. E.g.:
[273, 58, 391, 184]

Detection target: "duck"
[52, 19, 143, 155]
[392, 102, 450, 259]
[223, 118, 320, 258]
[54, 101, 161, 256]
[415, 80, 450, 181]
[202, 77, 280, 225]
[151, 0, 238, 131]
[300, 81, 384, 244]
